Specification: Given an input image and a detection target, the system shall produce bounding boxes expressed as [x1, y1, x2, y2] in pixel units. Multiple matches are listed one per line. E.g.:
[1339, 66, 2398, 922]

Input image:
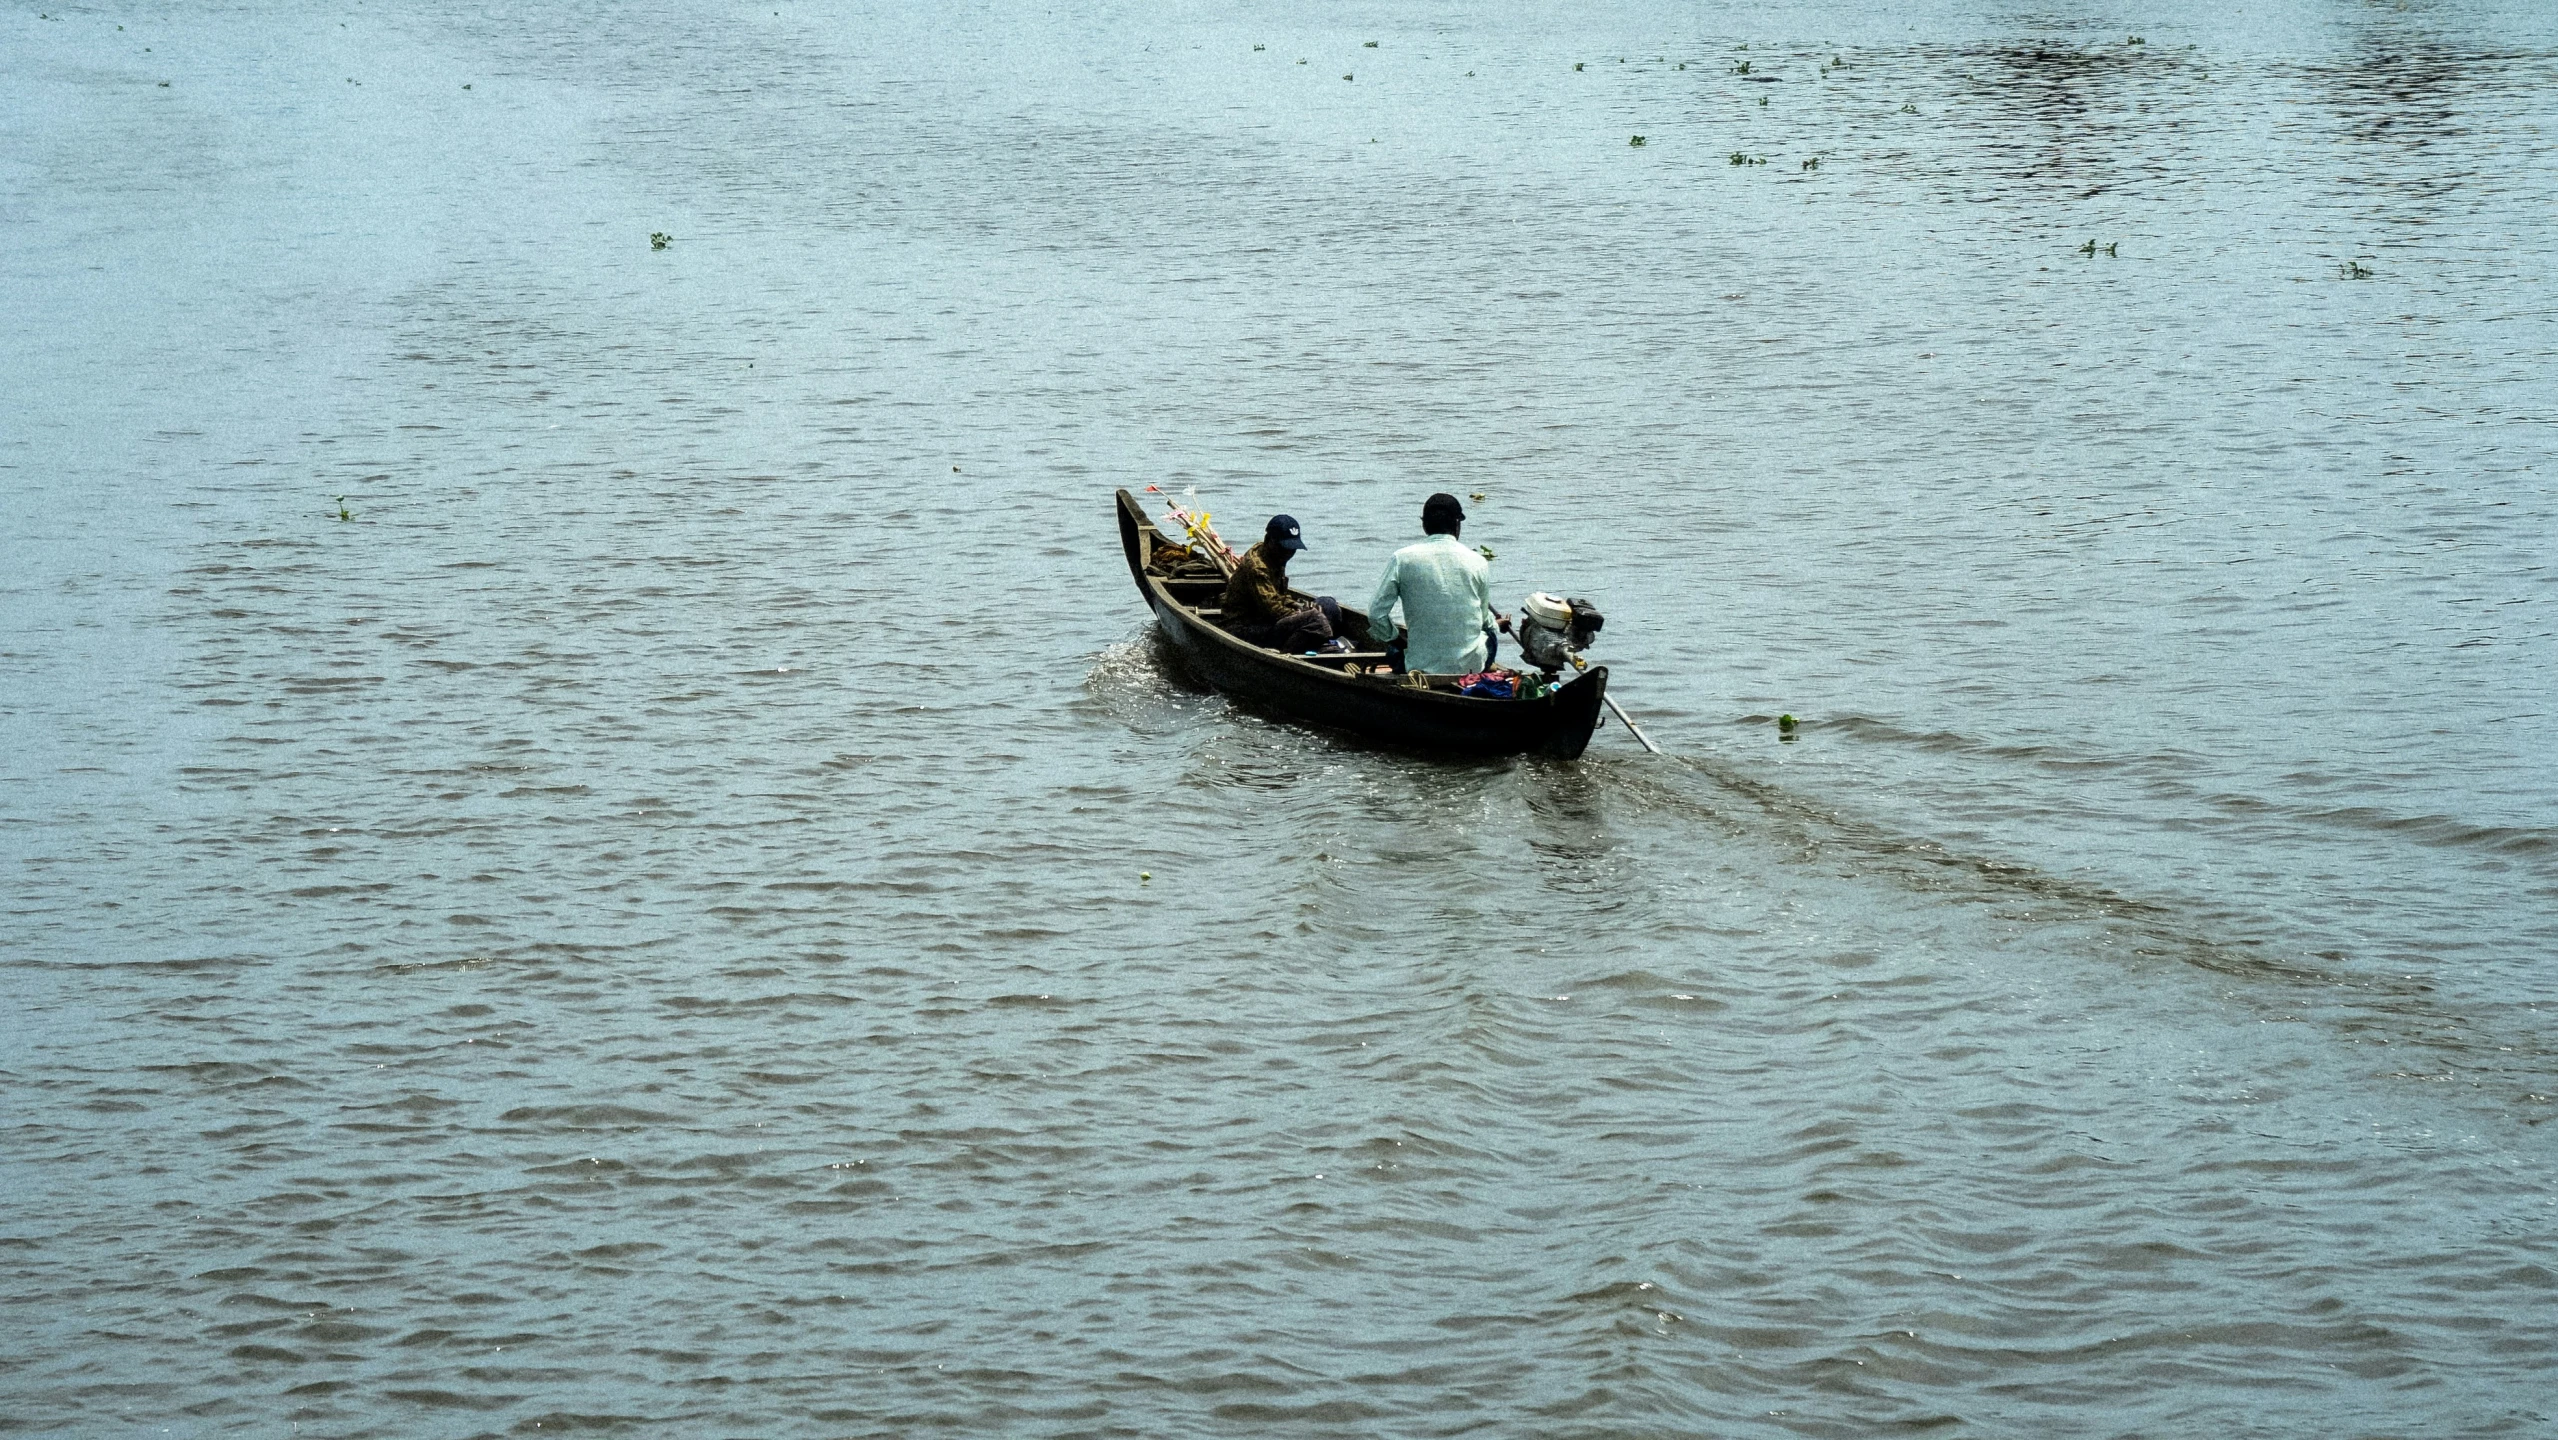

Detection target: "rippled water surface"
[5, 1, 2556, 1434]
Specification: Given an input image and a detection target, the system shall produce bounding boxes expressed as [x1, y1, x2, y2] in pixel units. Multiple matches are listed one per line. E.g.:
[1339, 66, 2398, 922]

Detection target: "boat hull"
[1116, 489, 1606, 759]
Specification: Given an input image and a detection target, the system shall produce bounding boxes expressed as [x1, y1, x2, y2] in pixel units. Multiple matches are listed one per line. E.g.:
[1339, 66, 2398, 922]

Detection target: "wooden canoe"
[1115, 488, 1607, 758]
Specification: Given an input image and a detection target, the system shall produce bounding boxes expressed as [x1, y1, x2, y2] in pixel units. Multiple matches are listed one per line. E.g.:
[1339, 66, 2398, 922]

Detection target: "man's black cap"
[1266, 514, 1305, 552]
[1422, 492, 1466, 531]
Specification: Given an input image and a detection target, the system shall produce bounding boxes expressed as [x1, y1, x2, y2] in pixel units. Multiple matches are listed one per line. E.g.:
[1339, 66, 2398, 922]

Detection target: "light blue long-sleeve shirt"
[1366, 534, 1494, 674]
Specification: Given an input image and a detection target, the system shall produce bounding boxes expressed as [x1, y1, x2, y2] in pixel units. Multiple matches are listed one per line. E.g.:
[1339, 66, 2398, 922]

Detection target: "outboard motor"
[1516, 591, 1606, 672]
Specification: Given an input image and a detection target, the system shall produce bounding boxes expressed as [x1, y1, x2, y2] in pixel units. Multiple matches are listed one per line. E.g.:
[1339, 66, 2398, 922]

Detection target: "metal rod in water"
[1604, 692, 1661, 754]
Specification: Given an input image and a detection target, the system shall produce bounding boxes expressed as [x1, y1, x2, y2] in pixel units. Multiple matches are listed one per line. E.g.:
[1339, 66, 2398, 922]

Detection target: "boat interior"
[1144, 534, 1515, 688]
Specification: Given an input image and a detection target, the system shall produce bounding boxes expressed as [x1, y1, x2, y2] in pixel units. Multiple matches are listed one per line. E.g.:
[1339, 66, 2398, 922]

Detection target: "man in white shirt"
[1365, 493, 1509, 675]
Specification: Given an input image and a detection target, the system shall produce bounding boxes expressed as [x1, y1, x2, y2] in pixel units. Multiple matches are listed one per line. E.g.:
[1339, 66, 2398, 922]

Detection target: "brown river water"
[4, 1, 2554, 1435]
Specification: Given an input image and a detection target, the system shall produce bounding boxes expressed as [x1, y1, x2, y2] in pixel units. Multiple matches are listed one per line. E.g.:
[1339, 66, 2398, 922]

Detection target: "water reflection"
[2309, 26, 2523, 224]
[1951, 36, 2191, 201]
[1519, 765, 1630, 904]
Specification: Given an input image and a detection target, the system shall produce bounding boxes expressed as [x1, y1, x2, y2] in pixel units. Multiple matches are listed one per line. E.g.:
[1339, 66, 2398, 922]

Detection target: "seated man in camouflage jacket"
[1222, 514, 1343, 652]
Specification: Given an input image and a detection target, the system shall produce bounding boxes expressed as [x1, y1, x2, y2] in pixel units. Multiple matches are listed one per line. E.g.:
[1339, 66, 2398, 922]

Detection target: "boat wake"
[1607, 749, 2558, 1112]
[1073, 630, 1216, 730]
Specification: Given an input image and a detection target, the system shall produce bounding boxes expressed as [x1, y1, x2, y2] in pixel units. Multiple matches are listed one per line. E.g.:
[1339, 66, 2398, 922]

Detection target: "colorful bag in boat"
[1456, 670, 1517, 699]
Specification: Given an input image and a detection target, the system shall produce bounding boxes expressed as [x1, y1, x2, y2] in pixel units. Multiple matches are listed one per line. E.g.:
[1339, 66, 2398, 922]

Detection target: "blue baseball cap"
[1266, 515, 1305, 552]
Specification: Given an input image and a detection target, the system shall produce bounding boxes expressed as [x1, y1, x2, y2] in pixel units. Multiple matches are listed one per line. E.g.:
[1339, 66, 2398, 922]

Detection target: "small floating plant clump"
[2078, 239, 2119, 257]
[1800, 155, 1820, 171]
[1629, 134, 1647, 147]
[335, 495, 352, 521]
[650, 231, 673, 250]
[1732, 59, 1752, 75]
[1729, 151, 1767, 166]
[2341, 259, 2374, 279]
